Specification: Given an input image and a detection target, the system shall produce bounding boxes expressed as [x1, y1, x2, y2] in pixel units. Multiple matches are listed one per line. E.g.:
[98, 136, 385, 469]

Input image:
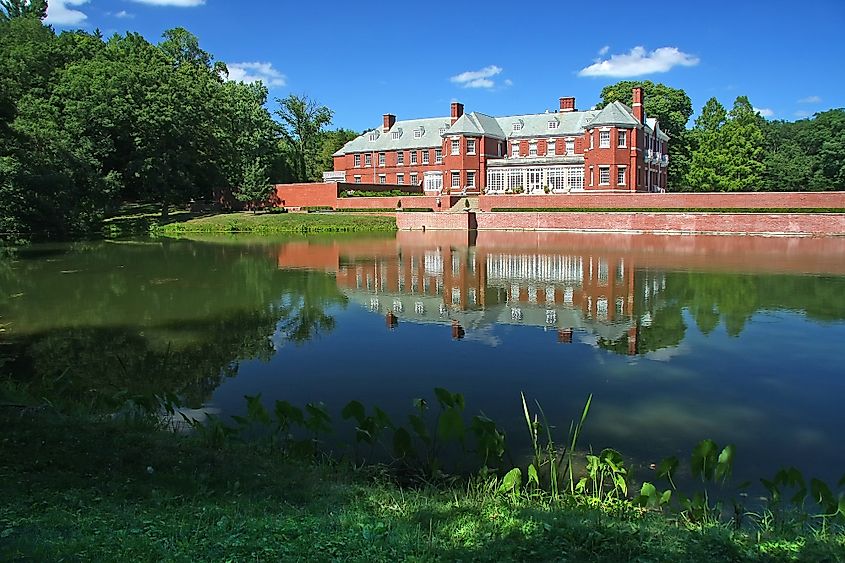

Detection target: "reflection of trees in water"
[599, 270, 845, 355]
[0, 240, 347, 410]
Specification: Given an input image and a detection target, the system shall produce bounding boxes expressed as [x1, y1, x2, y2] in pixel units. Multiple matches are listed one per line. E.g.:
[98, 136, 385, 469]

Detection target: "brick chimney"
[632, 87, 644, 123]
[451, 102, 464, 125]
[559, 97, 576, 112]
[382, 114, 396, 132]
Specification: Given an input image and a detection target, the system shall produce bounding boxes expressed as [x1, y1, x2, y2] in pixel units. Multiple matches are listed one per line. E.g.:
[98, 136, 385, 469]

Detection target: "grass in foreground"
[157, 211, 397, 234]
[1, 410, 842, 562]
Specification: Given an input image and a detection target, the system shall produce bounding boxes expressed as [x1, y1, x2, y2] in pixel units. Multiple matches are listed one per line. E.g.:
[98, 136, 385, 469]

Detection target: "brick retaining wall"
[478, 192, 845, 212]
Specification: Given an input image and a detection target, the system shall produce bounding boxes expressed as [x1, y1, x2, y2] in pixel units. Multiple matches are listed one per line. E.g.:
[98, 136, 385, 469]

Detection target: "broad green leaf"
[660, 490, 672, 505]
[528, 464, 539, 487]
[640, 482, 657, 498]
[657, 456, 679, 481]
[691, 439, 719, 482]
[275, 401, 304, 427]
[437, 408, 465, 441]
[434, 387, 454, 408]
[245, 394, 270, 425]
[372, 406, 394, 429]
[408, 414, 430, 445]
[412, 398, 428, 413]
[341, 400, 365, 423]
[498, 468, 522, 494]
[714, 444, 735, 483]
[811, 478, 836, 511]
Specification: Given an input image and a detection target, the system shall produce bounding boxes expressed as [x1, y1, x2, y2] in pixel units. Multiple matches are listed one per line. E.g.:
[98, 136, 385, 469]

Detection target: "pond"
[2, 231, 844, 487]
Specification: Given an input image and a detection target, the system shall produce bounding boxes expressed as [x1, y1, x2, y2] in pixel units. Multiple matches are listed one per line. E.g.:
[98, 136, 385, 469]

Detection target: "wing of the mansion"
[328, 87, 669, 195]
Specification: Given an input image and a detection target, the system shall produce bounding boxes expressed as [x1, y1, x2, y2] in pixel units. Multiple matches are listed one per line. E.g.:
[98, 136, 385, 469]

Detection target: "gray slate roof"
[334, 103, 668, 156]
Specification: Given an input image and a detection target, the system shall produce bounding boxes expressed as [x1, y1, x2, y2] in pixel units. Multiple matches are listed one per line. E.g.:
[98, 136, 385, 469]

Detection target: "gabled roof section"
[445, 112, 506, 139]
[646, 117, 670, 141]
[333, 116, 451, 156]
[496, 109, 600, 138]
[587, 101, 640, 128]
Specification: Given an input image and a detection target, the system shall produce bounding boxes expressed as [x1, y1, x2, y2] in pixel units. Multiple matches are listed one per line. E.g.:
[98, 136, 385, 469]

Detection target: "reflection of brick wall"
[397, 212, 475, 231]
[478, 192, 845, 212]
[475, 211, 845, 236]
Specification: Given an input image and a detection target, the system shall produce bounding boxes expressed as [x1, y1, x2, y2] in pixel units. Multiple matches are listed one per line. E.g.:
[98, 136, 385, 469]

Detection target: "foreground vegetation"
[2, 407, 843, 562]
[156, 211, 397, 234]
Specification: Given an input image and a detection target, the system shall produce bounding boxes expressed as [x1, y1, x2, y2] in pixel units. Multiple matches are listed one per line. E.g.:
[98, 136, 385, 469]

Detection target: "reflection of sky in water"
[214, 303, 845, 487]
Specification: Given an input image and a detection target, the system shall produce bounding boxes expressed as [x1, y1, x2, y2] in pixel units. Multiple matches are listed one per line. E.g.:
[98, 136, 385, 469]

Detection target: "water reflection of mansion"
[276, 233, 666, 353]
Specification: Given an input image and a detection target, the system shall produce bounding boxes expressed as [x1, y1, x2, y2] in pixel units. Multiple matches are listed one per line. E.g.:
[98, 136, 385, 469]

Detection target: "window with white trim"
[354, 154, 361, 167]
[392, 131, 401, 140]
[467, 170, 476, 187]
[414, 128, 423, 139]
[369, 131, 378, 141]
[354, 175, 361, 183]
[513, 121, 523, 131]
[410, 172, 418, 184]
[511, 142, 520, 157]
[599, 130, 610, 148]
[365, 153, 372, 167]
[467, 138, 476, 155]
[546, 140, 555, 156]
[378, 152, 385, 166]
[379, 174, 386, 184]
[529, 142, 537, 156]
[618, 130, 627, 148]
[617, 166, 626, 186]
[439, 126, 447, 135]
[565, 139, 575, 154]
[410, 151, 417, 165]
[451, 171, 460, 188]
[599, 166, 610, 185]
[451, 139, 460, 155]
[590, 132, 594, 149]
[548, 120, 558, 130]
[422, 150, 429, 164]
[397, 173, 404, 185]
[396, 151, 404, 165]
[435, 148, 442, 163]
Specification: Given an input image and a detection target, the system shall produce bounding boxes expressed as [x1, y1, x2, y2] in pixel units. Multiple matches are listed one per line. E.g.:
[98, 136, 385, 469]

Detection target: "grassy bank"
[156, 212, 397, 234]
[1, 410, 842, 562]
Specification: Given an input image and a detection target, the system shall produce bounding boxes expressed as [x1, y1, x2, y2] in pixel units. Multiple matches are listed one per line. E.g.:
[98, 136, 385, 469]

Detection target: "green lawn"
[156, 212, 397, 234]
[1, 411, 842, 562]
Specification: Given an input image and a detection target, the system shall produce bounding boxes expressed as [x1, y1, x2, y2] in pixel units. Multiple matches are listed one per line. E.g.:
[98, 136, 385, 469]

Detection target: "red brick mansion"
[327, 87, 669, 195]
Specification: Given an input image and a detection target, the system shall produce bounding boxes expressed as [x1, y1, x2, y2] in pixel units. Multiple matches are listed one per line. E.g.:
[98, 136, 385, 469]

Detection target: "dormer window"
[414, 127, 424, 139]
[368, 131, 379, 141]
[512, 121, 523, 132]
[439, 126, 447, 135]
[392, 128, 402, 140]
[548, 119, 559, 130]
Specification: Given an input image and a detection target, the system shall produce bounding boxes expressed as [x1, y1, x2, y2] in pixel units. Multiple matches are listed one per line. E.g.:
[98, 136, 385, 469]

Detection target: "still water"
[2, 231, 844, 485]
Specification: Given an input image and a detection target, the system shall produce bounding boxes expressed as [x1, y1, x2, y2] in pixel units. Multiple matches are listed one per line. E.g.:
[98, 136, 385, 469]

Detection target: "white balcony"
[322, 171, 346, 182]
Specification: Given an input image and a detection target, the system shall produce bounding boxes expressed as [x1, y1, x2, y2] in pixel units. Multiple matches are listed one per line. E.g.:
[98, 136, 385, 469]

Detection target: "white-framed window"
[599, 130, 610, 148]
[617, 166, 626, 186]
[379, 174, 386, 184]
[397, 173, 404, 185]
[565, 139, 575, 154]
[599, 166, 610, 185]
[618, 130, 627, 148]
[378, 152, 385, 166]
[354, 154, 361, 167]
[590, 132, 594, 149]
[392, 131, 401, 140]
[422, 150, 429, 164]
[439, 126, 447, 135]
[410, 172, 418, 184]
[511, 142, 520, 157]
[410, 151, 417, 165]
[590, 167, 594, 186]
[547, 140, 555, 156]
[467, 170, 476, 187]
[451, 138, 460, 155]
[414, 128, 423, 139]
[369, 131, 378, 141]
[467, 138, 476, 155]
[435, 148, 443, 163]
[396, 151, 404, 165]
[513, 121, 523, 131]
[548, 120, 558, 130]
[451, 171, 460, 188]
[365, 153, 372, 167]
[354, 175, 361, 184]
[529, 142, 537, 156]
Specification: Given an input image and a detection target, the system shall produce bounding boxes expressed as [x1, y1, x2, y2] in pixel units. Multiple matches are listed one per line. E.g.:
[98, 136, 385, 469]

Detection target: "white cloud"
[503, 78, 514, 87]
[798, 95, 821, 104]
[578, 46, 699, 77]
[598, 45, 610, 55]
[130, 0, 205, 5]
[754, 107, 774, 117]
[450, 65, 503, 89]
[226, 62, 286, 87]
[115, 10, 134, 18]
[45, 0, 89, 26]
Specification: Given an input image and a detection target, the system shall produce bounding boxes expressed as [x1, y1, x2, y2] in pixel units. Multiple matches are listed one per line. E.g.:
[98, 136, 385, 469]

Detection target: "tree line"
[0, 5, 355, 241]
[600, 81, 844, 192]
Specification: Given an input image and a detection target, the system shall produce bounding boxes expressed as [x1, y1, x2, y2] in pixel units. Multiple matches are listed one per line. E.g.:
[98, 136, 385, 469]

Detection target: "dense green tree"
[316, 128, 359, 177]
[0, 0, 47, 20]
[234, 158, 272, 212]
[275, 94, 333, 182]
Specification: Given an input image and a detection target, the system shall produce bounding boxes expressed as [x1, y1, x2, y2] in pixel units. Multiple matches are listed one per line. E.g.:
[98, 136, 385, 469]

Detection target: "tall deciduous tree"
[275, 94, 333, 182]
[0, 0, 47, 20]
[234, 158, 272, 212]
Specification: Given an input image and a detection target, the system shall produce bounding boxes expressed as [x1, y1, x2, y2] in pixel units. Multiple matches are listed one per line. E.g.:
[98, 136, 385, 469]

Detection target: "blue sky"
[45, 0, 845, 132]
